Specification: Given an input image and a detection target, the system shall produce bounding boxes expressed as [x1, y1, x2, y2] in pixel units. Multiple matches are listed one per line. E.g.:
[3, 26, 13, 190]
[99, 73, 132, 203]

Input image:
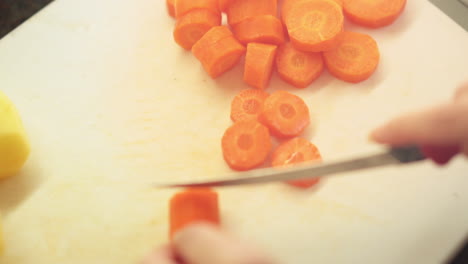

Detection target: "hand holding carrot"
[143, 223, 274, 264]
[371, 82, 468, 163]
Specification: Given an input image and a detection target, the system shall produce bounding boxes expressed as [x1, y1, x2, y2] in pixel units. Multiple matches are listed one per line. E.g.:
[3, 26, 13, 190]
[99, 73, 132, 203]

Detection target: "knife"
[153, 145, 426, 188]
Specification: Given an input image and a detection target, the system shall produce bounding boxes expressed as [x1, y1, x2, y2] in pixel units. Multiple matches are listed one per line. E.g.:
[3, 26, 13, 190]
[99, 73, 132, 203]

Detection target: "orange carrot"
[222, 120, 272, 171]
[323, 31, 379, 83]
[276, 42, 324, 88]
[175, 0, 220, 18]
[232, 15, 285, 45]
[231, 89, 269, 122]
[174, 9, 222, 50]
[218, 0, 233, 12]
[169, 188, 220, 238]
[343, 0, 406, 28]
[167, 0, 176, 17]
[272, 137, 322, 188]
[192, 26, 246, 78]
[244, 43, 277, 90]
[260, 90, 310, 138]
[282, 0, 343, 23]
[227, 0, 278, 26]
[284, 0, 344, 52]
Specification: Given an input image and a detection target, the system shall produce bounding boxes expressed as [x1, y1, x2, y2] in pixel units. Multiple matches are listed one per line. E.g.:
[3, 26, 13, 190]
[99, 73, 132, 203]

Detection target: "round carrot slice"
[284, 0, 344, 52]
[174, 9, 222, 50]
[260, 90, 310, 138]
[343, 0, 406, 28]
[231, 89, 269, 122]
[222, 120, 272, 171]
[244, 43, 277, 90]
[272, 137, 322, 188]
[276, 42, 324, 88]
[323, 31, 379, 83]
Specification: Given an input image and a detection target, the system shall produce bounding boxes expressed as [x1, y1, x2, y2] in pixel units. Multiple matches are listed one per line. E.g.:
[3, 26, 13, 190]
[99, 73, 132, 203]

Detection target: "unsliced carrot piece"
[167, 0, 176, 17]
[169, 188, 220, 238]
[174, 9, 222, 50]
[276, 42, 323, 88]
[260, 90, 310, 138]
[232, 15, 285, 45]
[284, 0, 344, 52]
[175, 0, 220, 18]
[231, 89, 269, 122]
[272, 137, 322, 188]
[222, 120, 272, 171]
[244, 43, 277, 90]
[218, 0, 233, 12]
[192, 26, 246, 78]
[227, 0, 278, 26]
[323, 31, 379, 83]
[343, 0, 406, 28]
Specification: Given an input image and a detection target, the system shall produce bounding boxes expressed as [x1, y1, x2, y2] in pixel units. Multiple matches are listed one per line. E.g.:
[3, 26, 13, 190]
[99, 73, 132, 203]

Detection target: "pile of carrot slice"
[166, 0, 407, 238]
[223, 89, 322, 188]
[168, 0, 405, 86]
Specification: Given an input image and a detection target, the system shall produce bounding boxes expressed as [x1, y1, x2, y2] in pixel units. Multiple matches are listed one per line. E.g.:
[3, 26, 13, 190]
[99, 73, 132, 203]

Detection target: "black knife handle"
[390, 145, 427, 163]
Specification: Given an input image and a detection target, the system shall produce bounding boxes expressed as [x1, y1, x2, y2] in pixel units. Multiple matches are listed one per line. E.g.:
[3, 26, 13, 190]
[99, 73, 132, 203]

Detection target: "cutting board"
[0, 0, 467, 263]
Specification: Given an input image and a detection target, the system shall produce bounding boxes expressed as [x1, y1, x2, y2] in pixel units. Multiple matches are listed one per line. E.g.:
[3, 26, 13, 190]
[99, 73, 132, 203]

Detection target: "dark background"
[0, 0, 53, 38]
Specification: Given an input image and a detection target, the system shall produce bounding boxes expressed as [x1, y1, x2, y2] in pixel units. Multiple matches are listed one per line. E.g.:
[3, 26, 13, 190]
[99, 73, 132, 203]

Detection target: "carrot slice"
[231, 89, 269, 122]
[192, 26, 246, 78]
[323, 31, 379, 83]
[174, 9, 222, 50]
[343, 0, 406, 28]
[282, 0, 342, 22]
[276, 42, 324, 88]
[272, 137, 322, 188]
[222, 120, 272, 171]
[244, 43, 277, 90]
[260, 90, 310, 138]
[167, 0, 176, 17]
[227, 0, 278, 26]
[284, 0, 344, 52]
[232, 15, 285, 45]
[169, 188, 220, 238]
[218, 0, 233, 12]
[175, 0, 220, 18]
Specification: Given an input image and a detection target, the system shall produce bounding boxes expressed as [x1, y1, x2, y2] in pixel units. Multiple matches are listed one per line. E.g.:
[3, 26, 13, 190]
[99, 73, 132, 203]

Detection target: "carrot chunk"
[192, 26, 246, 78]
[272, 137, 322, 188]
[260, 90, 310, 138]
[284, 0, 344, 52]
[222, 120, 272, 171]
[323, 31, 379, 83]
[167, 0, 176, 17]
[231, 89, 269, 122]
[174, 9, 221, 50]
[175, 0, 220, 18]
[227, 0, 278, 26]
[232, 15, 285, 45]
[343, 0, 406, 28]
[169, 188, 220, 239]
[276, 42, 324, 88]
[244, 43, 277, 90]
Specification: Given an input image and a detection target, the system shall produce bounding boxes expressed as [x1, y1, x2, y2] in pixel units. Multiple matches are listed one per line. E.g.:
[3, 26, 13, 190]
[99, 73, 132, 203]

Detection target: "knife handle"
[390, 145, 427, 163]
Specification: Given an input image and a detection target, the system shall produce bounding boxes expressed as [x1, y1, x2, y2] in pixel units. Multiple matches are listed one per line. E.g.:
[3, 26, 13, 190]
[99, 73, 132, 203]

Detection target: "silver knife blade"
[153, 145, 426, 188]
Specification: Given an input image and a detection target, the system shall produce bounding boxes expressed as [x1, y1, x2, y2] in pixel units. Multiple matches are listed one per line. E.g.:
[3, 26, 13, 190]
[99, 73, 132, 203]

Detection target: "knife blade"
[153, 145, 426, 188]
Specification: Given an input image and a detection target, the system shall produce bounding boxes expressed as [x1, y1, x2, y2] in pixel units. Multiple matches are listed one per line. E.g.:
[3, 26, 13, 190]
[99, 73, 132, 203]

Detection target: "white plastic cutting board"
[0, 0, 467, 263]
